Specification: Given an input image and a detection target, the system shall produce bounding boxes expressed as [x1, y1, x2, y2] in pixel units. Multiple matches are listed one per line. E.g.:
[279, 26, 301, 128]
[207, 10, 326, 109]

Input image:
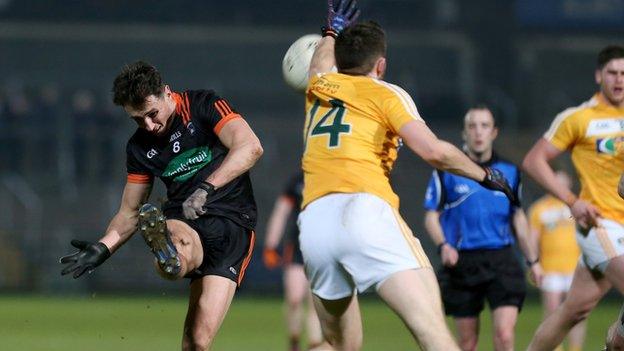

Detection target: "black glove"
[323, 0, 361, 38]
[182, 181, 216, 220]
[479, 166, 520, 206]
[60, 240, 111, 279]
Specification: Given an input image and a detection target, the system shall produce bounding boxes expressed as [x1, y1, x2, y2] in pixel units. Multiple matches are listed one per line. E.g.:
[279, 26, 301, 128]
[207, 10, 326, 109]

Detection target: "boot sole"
[138, 203, 181, 275]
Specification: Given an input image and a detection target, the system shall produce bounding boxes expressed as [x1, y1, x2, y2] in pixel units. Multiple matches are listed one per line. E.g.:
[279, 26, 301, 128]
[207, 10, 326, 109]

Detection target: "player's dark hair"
[112, 61, 164, 108]
[597, 45, 624, 69]
[335, 21, 386, 76]
[466, 103, 497, 127]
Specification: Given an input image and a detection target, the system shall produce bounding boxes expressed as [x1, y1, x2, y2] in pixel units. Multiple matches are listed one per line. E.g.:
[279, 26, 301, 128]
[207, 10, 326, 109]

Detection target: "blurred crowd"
[0, 84, 128, 187]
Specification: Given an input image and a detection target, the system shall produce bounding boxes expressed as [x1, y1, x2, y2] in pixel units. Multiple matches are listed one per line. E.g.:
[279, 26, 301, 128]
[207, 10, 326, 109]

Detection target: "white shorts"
[298, 192, 431, 300]
[577, 218, 624, 272]
[541, 273, 574, 293]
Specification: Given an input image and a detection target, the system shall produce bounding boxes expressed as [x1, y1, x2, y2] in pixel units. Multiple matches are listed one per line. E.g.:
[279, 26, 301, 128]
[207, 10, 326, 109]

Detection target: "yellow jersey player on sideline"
[298, 1, 520, 350]
[528, 170, 585, 351]
[524, 45, 624, 351]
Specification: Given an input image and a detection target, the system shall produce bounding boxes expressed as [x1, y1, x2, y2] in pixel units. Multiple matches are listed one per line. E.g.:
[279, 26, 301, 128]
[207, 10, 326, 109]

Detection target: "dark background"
[0, 0, 621, 295]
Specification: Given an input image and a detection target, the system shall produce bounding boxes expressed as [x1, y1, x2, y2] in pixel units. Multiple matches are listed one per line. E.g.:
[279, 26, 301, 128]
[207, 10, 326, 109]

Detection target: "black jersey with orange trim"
[283, 171, 303, 242]
[126, 89, 257, 229]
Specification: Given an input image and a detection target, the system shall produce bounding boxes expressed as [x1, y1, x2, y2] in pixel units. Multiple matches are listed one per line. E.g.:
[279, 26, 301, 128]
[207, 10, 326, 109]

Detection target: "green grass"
[0, 295, 618, 350]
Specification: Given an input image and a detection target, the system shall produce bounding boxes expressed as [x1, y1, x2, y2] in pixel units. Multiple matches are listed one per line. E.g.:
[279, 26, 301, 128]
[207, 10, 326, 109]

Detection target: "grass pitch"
[0, 294, 618, 350]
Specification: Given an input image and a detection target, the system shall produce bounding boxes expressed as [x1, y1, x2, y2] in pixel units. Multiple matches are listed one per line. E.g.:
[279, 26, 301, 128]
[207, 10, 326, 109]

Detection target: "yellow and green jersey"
[544, 93, 624, 223]
[302, 72, 423, 209]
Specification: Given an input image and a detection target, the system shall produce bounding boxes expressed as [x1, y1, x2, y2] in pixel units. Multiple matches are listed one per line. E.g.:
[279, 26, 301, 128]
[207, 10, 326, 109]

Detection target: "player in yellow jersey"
[528, 171, 585, 351]
[523, 45, 624, 351]
[298, 1, 519, 350]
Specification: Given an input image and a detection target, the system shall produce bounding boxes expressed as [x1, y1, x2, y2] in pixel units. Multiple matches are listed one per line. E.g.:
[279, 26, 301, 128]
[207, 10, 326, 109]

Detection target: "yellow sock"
[553, 345, 564, 351]
[568, 346, 582, 351]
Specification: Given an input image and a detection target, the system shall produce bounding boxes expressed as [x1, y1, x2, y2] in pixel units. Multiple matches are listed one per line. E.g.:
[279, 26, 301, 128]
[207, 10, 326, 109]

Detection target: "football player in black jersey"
[60, 61, 263, 351]
[263, 171, 332, 351]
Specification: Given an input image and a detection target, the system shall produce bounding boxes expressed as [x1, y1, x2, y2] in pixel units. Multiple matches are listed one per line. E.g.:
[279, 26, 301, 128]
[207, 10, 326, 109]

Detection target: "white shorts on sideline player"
[541, 273, 574, 293]
[577, 218, 624, 272]
[298, 192, 431, 300]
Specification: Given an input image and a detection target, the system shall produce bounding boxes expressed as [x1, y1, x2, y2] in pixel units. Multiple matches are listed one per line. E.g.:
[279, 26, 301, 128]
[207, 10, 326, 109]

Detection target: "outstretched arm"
[399, 120, 518, 203]
[60, 182, 152, 278]
[399, 120, 486, 181]
[100, 182, 152, 252]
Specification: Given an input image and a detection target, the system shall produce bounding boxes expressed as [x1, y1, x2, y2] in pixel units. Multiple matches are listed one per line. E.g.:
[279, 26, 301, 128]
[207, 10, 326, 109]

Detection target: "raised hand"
[326, 0, 361, 35]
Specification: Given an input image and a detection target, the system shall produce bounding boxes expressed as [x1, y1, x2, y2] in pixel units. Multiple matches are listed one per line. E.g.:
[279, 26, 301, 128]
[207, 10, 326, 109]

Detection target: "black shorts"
[283, 238, 304, 266]
[169, 213, 255, 286]
[437, 246, 526, 317]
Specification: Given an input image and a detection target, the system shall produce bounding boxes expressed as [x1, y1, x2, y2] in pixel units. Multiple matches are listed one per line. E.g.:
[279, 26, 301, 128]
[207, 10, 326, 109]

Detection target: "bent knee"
[285, 295, 305, 310]
[494, 328, 514, 348]
[561, 300, 597, 324]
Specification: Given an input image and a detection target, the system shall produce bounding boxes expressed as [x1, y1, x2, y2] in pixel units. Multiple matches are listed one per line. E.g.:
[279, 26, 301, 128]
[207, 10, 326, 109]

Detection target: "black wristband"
[198, 181, 216, 195]
[97, 243, 111, 259]
[437, 241, 447, 255]
[525, 256, 539, 267]
[321, 26, 338, 38]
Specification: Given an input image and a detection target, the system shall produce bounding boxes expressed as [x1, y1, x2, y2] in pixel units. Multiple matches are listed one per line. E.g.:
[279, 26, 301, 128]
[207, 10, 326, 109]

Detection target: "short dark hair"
[465, 104, 497, 127]
[597, 45, 624, 69]
[335, 21, 387, 75]
[112, 61, 164, 108]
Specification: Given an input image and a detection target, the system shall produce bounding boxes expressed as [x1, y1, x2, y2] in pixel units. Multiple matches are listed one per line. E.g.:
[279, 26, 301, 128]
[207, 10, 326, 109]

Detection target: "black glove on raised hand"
[182, 181, 216, 220]
[323, 0, 361, 38]
[60, 240, 111, 279]
[479, 166, 520, 206]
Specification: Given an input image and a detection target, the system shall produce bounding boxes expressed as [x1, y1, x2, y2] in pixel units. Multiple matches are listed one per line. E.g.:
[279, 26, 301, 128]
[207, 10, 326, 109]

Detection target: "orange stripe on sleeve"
[213, 113, 242, 134]
[237, 230, 256, 286]
[127, 173, 153, 184]
[219, 100, 233, 115]
[215, 100, 228, 118]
